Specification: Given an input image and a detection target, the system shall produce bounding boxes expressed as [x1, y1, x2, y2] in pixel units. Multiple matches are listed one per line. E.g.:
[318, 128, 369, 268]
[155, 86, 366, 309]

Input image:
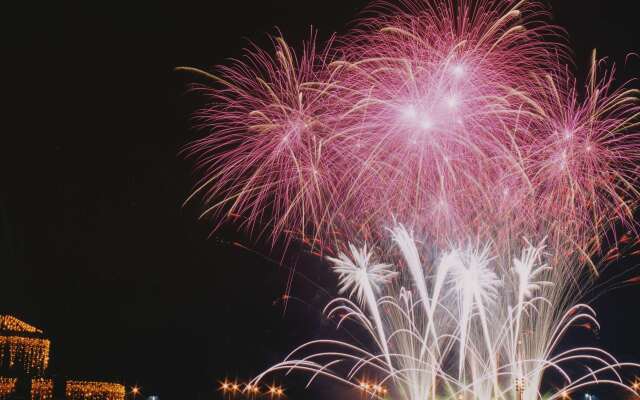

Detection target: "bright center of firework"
[400, 104, 435, 132]
[401, 105, 418, 120]
[558, 150, 568, 170]
[451, 64, 465, 78]
[446, 95, 458, 108]
[420, 117, 433, 130]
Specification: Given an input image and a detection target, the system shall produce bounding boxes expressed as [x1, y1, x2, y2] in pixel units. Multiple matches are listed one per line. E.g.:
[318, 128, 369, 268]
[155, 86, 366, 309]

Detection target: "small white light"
[558, 151, 567, 170]
[420, 118, 433, 130]
[402, 105, 418, 120]
[452, 64, 465, 78]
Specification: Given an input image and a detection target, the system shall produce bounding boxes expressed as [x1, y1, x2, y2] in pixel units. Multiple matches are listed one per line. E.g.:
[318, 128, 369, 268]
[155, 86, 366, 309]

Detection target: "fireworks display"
[253, 226, 640, 399]
[184, 0, 640, 398]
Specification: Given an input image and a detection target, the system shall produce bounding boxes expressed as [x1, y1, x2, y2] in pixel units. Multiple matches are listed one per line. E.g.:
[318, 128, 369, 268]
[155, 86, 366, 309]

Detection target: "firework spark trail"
[182, 0, 640, 398]
[251, 227, 640, 399]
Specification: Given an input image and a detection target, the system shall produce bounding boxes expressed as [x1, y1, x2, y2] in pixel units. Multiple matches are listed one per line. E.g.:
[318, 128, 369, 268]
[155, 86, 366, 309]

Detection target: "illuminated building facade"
[1, 315, 50, 399]
[0, 377, 17, 399]
[31, 378, 53, 400]
[65, 381, 125, 400]
[0, 315, 124, 400]
[0, 315, 50, 375]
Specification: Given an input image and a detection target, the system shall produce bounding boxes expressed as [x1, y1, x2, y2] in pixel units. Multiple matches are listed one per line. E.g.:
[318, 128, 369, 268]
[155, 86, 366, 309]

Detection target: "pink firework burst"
[523, 55, 640, 257]
[325, 0, 568, 244]
[183, 0, 640, 265]
[185, 33, 349, 246]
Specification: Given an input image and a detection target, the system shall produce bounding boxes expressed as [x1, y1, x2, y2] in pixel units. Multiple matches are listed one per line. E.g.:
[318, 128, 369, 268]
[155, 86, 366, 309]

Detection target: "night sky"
[2, 1, 639, 399]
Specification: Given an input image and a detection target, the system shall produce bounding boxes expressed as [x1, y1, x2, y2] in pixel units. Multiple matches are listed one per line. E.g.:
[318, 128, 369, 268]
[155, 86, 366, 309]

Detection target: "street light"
[358, 380, 387, 396]
[131, 386, 140, 400]
[244, 383, 260, 397]
[268, 385, 284, 398]
[220, 380, 241, 398]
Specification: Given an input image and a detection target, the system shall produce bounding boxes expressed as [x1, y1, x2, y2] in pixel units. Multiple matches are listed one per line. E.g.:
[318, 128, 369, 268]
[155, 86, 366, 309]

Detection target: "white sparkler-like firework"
[252, 225, 640, 400]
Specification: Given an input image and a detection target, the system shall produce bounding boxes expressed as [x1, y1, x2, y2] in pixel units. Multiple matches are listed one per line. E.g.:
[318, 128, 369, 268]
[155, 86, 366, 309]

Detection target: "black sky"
[1, 1, 639, 399]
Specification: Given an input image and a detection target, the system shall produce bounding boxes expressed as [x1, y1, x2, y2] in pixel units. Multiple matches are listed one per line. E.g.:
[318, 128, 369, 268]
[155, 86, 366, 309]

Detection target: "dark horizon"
[2, 1, 640, 399]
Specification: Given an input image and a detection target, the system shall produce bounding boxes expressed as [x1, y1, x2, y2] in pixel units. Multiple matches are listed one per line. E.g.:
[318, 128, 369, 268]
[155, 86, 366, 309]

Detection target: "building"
[65, 381, 124, 400]
[0, 315, 50, 376]
[0, 315, 123, 400]
[0, 315, 51, 399]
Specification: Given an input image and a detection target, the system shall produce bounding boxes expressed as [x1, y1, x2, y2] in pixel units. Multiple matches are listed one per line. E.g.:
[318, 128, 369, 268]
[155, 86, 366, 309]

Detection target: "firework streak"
[184, 0, 640, 398]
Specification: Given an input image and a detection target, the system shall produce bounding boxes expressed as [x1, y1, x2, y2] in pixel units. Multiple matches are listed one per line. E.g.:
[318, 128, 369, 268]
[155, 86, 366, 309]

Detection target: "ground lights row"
[220, 380, 285, 398]
[219, 378, 640, 399]
[219, 378, 391, 398]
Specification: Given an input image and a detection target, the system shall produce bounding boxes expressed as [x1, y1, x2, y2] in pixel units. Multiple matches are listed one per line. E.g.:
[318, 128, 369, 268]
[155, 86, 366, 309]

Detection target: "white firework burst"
[328, 243, 397, 306]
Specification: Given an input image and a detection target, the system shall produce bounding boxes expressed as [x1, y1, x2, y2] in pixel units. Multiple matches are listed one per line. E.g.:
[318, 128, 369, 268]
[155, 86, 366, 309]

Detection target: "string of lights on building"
[31, 377, 54, 400]
[0, 335, 50, 374]
[66, 380, 126, 400]
[0, 316, 43, 334]
[0, 377, 17, 399]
